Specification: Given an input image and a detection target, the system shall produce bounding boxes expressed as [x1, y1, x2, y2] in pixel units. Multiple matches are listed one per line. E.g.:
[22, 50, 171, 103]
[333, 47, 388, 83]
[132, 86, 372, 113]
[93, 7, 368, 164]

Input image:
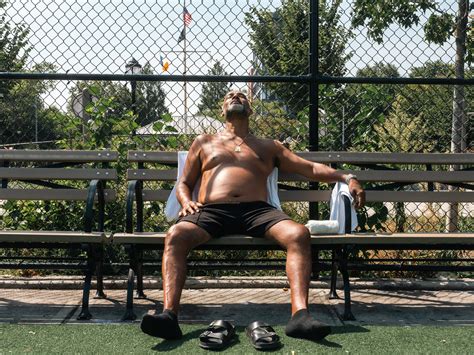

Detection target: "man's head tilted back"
[222, 90, 253, 120]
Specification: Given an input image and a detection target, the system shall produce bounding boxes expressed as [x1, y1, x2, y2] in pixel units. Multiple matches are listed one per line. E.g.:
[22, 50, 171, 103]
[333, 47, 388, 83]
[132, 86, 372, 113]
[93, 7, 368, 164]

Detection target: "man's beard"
[227, 103, 245, 114]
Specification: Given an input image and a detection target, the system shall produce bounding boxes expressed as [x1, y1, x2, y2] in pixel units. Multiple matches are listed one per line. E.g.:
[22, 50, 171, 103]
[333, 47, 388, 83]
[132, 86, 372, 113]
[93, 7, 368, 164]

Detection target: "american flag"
[183, 6, 192, 26]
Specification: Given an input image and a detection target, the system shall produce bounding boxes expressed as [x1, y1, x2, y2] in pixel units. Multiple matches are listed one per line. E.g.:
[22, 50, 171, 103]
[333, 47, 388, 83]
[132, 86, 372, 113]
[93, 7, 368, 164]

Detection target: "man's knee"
[283, 224, 311, 248]
[294, 224, 311, 246]
[165, 222, 208, 251]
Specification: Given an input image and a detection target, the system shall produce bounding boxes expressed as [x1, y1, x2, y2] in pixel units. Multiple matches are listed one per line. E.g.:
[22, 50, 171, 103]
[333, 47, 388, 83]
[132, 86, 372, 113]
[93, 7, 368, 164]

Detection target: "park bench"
[0, 149, 118, 320]
[113, 150, 474, 321]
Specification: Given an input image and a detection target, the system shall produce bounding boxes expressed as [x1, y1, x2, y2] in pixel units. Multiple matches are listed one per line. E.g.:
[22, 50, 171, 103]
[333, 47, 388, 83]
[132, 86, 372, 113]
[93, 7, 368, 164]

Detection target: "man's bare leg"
[141, 222, 211, 339]
[265, 220, 331, 340]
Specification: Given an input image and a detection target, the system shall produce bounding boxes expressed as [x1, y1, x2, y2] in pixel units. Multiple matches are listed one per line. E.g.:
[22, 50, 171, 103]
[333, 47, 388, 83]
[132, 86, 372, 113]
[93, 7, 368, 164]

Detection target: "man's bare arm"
[275, 141, 365, 208]
[176, 136, 204, 216]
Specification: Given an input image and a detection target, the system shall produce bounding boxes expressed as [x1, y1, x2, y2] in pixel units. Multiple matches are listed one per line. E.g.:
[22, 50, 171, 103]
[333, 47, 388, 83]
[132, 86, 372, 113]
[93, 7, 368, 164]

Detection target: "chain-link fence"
[0, 0, 473, 275]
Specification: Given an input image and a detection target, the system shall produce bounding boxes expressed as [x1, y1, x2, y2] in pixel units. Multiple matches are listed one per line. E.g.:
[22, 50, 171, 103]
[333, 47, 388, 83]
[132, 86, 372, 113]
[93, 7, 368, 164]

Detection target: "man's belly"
[199, 166, 269, 203]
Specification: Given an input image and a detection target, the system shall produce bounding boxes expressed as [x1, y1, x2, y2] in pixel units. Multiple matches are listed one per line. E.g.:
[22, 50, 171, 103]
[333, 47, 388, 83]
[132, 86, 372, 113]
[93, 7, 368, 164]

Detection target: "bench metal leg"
[329, 248, 339, 299]
[122, 268, 137, 321]
[340, 248, 355, 321]
[77, 270, 93, 320]
[94, 245, 107, 299]
[135, 248, 147, 299]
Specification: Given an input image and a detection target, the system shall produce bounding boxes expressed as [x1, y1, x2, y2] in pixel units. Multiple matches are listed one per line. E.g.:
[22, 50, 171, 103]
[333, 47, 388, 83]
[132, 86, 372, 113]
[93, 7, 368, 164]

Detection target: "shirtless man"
[141, 90, 365, 341]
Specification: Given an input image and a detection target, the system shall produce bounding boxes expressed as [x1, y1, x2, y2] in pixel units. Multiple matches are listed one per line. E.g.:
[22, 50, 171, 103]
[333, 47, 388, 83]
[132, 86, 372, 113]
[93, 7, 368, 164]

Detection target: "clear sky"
[5, 0, 456, 116]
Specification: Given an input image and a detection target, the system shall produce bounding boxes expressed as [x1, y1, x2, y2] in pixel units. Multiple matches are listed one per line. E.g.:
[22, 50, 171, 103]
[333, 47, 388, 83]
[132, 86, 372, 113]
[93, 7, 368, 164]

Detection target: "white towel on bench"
[329, 182, 358, 234]
[305, 220, 340, 234]
[305, 183, 358, 235]
[164, 151, 281, 222]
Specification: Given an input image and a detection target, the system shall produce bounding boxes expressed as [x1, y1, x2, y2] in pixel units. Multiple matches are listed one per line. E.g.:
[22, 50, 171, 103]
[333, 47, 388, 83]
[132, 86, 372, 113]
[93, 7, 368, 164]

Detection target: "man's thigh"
[177, 204, 236, 237]
[168, 221, 212, 248]
[264, 219, 310, 249]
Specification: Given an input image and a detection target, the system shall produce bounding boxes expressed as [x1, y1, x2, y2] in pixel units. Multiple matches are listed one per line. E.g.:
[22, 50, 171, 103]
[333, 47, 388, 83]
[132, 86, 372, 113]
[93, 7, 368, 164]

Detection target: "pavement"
[1, 277, 473, 327]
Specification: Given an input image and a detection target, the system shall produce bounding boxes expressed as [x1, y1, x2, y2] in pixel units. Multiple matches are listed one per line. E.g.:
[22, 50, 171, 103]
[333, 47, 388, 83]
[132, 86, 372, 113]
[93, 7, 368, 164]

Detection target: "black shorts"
[176, 201, 291, 238]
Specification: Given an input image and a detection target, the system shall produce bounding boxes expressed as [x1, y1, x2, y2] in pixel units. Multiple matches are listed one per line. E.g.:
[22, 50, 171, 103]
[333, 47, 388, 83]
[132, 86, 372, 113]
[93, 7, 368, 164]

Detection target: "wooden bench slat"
[127, 169, 176, 181]
[0, 150, 118, 162]
[0, 230, 107, 243]
[366, 191, 474, 202]
[297, 152, 474, 165]
[126, 151, 474, 165]
[112, 232, 341, 245]
[0, 168, 117, 180]
[279, 170, 474, 182]
[315, 233, 474, 245]
[134, 189, 474, 203]
[139, 189, 332, 202]
[128, 169, 473, 183]
[112, 232, 474, 246]
[0, 189, 116, 201]
[128, 151, 177, 163]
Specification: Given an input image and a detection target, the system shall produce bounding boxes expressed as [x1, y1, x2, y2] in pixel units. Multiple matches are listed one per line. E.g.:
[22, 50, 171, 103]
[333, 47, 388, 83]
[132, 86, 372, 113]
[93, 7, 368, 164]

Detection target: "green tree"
[352, 0, 471, 153]
[344, 63, 401, 150]
[0, 0, 29, 95]
[245, 0, 351, 115]
[0, 2, 58, 146]
[198, 62, 230, 119]
[371, 96, 435, 153]
[401, 61, 471, 152]
[136, 63, 169, 127]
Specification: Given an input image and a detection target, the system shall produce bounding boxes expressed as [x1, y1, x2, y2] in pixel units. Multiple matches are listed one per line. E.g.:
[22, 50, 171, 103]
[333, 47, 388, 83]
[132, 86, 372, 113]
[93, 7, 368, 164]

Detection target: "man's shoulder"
[253, 136, 279, 145]
[193, 133, 216, 144]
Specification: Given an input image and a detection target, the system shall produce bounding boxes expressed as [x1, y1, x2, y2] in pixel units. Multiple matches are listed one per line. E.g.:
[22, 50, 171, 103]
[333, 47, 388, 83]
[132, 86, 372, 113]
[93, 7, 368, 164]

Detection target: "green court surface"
[1, 324, 473, 354]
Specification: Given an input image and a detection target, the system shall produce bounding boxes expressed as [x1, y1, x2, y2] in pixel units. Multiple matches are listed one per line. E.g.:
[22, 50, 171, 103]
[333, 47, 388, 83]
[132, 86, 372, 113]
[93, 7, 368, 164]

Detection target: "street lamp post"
[125, 58, 142, 134]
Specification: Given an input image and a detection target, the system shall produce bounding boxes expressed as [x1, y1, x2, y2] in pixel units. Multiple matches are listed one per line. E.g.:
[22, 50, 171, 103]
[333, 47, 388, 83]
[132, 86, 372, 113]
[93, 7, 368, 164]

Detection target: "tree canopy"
[245, 0, 351, 115]
[198, 61, 230, 119]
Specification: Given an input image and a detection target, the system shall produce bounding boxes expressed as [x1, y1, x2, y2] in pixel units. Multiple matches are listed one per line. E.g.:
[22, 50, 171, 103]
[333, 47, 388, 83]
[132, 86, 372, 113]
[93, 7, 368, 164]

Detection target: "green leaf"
[160, 113, 173, 123]
[153, 121, 164, 132]
[165, 125, 178, 133]
[88, 85, 101, 97]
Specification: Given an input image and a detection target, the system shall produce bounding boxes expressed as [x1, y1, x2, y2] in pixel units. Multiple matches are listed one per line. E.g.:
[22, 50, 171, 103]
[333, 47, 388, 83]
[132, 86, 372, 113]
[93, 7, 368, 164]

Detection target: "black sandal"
[199, 320, 236, 350]
[246, 321, 281, 350]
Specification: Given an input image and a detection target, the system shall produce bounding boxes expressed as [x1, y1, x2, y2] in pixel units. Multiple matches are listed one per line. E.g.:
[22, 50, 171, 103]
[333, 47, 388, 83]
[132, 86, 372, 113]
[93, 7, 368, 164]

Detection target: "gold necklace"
[234, 133, 251, 152]
[221, 132, 251, 153]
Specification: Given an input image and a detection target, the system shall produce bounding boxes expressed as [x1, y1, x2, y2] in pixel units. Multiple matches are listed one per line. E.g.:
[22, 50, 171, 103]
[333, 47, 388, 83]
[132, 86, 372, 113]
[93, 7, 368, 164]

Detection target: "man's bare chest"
[200, 142, 275, 174]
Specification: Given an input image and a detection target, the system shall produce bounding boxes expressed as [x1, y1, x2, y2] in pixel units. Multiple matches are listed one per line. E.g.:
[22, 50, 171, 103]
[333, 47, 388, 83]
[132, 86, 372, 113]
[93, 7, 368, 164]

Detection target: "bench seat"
[113, 232, 474, 246]
[0, 230, 108, 244]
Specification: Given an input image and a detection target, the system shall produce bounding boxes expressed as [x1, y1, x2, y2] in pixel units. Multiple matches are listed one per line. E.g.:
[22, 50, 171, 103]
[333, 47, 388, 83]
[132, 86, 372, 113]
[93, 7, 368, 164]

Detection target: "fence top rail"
[128, 151, 474, 165]
[0, 150, 118, 162]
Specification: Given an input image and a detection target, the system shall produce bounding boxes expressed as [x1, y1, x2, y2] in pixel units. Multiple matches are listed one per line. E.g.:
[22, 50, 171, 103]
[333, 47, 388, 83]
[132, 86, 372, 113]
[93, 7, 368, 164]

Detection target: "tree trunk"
[446, 0, 468, 232]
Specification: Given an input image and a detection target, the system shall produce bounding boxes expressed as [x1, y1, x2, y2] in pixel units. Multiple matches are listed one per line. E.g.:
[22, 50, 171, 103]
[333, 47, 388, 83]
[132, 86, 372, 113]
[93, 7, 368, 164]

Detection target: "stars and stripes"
[183, 6, 192, 26]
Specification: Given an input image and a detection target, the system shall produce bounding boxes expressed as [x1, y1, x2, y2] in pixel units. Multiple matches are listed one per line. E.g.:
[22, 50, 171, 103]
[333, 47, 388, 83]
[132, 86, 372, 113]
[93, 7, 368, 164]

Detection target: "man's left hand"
[349, 179, 365, 209]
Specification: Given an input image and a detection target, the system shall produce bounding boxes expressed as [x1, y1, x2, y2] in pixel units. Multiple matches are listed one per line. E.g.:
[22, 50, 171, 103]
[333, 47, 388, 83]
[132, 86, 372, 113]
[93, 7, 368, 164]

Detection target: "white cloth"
[305, 220, 339, 234]
[329, 182, 358, 234]
[164, 151, 281, 222]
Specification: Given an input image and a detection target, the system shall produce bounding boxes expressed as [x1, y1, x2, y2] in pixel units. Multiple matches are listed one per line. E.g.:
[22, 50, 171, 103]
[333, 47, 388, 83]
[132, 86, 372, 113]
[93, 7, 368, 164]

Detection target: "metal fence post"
[309, 0, 319, 220]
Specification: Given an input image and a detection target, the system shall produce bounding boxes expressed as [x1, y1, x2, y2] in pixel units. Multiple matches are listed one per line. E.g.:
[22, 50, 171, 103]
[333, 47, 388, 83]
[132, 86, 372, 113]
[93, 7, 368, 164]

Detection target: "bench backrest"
[0, 150, 118, 202]
[127, 150, 474, 204]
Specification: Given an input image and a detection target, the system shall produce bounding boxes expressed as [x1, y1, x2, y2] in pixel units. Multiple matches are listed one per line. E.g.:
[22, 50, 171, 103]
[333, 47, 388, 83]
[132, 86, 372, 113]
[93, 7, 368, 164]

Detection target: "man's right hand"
[179, 201, 203, 217]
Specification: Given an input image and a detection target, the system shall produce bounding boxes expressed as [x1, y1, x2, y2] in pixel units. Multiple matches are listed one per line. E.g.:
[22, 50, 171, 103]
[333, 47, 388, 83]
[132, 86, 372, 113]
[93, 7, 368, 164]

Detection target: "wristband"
[344, 174, 358, 185]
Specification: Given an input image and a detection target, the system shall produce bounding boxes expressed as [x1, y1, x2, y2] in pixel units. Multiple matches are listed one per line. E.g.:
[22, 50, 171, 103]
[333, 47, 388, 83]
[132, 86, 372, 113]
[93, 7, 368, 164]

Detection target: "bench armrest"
[125, 180, 144, 233]
[84, 179, 105, 232]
